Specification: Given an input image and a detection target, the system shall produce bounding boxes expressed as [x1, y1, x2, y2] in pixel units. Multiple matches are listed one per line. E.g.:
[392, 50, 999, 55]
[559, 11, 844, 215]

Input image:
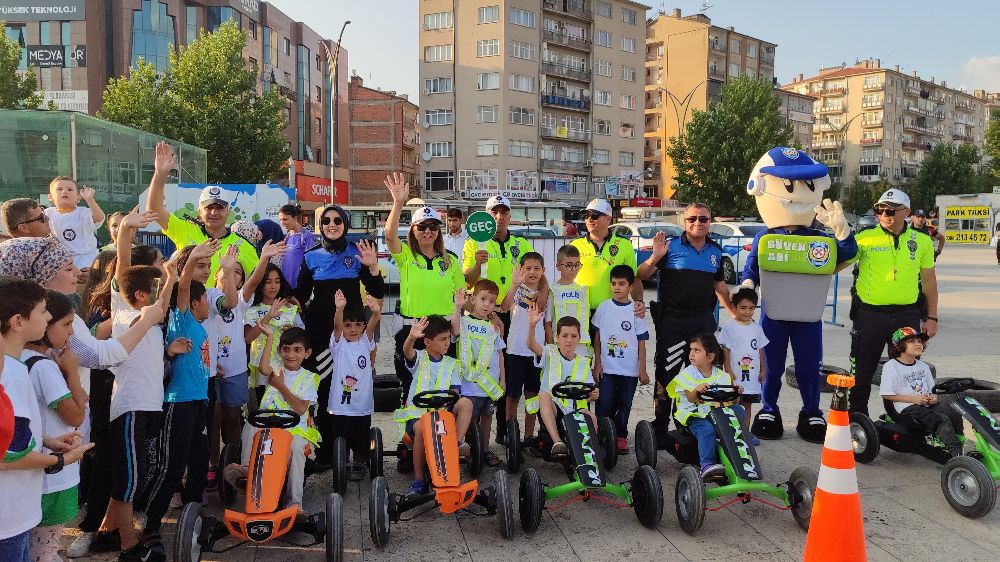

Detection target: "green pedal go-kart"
[517, 382, 664, 532]
[848, 377, 1000, 518]
[634, 385, 817, 534]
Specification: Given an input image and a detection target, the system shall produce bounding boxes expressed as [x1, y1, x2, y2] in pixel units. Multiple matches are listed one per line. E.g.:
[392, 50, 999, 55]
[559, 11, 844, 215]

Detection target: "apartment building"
[418, 0, 649, 208]
[644, 8, 776, 199]
[782, 59, 987, 185]
[776, 89, 816, 151]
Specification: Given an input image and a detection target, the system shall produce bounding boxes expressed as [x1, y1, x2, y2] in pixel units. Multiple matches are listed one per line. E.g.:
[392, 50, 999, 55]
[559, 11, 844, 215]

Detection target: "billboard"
[0, 1, 85, 21]
[27, 45, 85, 68]
[137, 183, 297, 227]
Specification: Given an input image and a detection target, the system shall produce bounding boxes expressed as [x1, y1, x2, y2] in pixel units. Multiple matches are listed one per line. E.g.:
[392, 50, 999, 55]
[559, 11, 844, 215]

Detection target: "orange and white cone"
[803, 374, 867, 561]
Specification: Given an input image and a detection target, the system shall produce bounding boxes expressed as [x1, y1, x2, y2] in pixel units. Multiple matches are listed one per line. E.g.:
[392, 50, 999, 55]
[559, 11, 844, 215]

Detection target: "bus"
[312, 199, 572, 233]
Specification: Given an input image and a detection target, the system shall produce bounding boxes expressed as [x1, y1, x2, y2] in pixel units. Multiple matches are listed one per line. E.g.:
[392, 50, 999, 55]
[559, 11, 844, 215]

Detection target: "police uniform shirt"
[853, 225, 934, 306]
[462, 233, 535, 303]
[654, 233, 725, 312]
[570, 234, 637, 310]
[393, 244, 465, 318]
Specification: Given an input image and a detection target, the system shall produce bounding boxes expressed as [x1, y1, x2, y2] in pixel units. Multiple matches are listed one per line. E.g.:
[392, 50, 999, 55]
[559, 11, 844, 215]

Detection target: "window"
[477, 105, 499, 123]
[477, 72, 500, 90]
[620, 36, 636, 53]
[509, 74, 535, 92]
[592, 149, 610, 164]
[510, 40, 535, 60]
[620, 123, 635, 138]
[314, 117, 321, 133]
[478, 5, 499, 23]
[747, 44, 757, 59]
[509, 7, 535, 28]
[186, 5, 197, 45]
[315, 85, 321, 102]
[595, 60, 612, 77]
[425, 142, 454, 157]
[425, 170, 455, 191]
[424, 44, 453, 62]
[477, 39, 499, 57]
[248, 57, 257, 71]
[620, 95, 636, 110]
[263, 27, 276, 66]
[477, 139, 499, 156]
[282, 37, 290, 55]
[619, 151, 635, 166]
[595, 30, 611, 47]
[562, 146, 584, 162]
[596, 1, 612, 17]
[425, 109, 453, 126]
[424, 77, 453, 93]
[621, 65, 636, 82]
[730, 39, 740, 54]
[622, 7, 637, 24]
[207, 5, 239, 32]
[424, 11, 453, 30]
[510, 107, 535, 125]
[540, 144, 555, 160]
[594, 119, 611, 135]
[509, 140, 534, 158]
[315, 54, 321, 71]
[746, 67, 756, 79]
[729, 63, 740, 77]
[859, 164, 880, 176]
[595, 90, 612, 106]
[131, 0, 177, 73]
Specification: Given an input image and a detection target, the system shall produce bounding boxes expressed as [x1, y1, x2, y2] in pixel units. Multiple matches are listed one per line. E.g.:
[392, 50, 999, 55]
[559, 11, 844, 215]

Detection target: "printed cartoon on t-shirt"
[739, 356, 753, 382]
[904, 368, 932, 394]
[341, 375, 358, 404]
[219, 335, 232, 359]
[606, 335, 627, 359]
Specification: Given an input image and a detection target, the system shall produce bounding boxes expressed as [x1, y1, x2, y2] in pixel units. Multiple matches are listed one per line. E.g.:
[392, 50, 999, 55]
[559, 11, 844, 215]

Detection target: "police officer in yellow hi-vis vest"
[849, 188, 938, 416]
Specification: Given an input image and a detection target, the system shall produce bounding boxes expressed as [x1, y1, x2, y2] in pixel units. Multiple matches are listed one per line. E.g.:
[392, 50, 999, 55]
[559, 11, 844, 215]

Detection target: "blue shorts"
[468, 396, 495, 419]
[404, 418, 418, 438]
[215, 372, 249, 407]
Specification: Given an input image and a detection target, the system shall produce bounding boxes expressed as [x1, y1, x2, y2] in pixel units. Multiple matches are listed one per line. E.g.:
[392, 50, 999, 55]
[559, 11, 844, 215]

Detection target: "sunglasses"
[873, 207, 899, 217]
[558, 262, 582, 270]
[583, 212, 606, 220]
[18, 213, 48, 227]
[685, 216, 711, 224]
[321, 216, 344, 226]
[415, 222, 441, 232]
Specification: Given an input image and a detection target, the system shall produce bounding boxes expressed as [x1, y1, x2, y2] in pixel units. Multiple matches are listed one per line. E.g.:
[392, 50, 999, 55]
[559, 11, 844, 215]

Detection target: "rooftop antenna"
[700, 1, 713, 12]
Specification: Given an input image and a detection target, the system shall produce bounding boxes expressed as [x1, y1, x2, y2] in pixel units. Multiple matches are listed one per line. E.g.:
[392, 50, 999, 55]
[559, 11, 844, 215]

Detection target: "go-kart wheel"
[598, 417, 618, 470]
[332, 437, 349, 495]
[634, 420, 657, 468]
[368, 427, 384, 479]
[494, 470, 514, 539]
[941, 455, 997, 519]
[466, 426, 483, 477]
[631, 465, 663, 528]
[848, 412, 880, 464]
[369, 476, 391, 548]
[505, 418, 522, 473]
[218, 443, 240, 506]
[519, 468, 544, 533]
[787, 466, 819, 530]
[174, 502, 205, 562]
[675, 466, 706, 534]
[325, 493, 344, 562]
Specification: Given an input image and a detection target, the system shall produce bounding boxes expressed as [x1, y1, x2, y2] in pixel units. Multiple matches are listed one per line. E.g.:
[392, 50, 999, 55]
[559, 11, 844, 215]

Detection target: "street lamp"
[655, 80, 706, 197]
[823, 112, 863, 200]
[319, 20, 351, 204]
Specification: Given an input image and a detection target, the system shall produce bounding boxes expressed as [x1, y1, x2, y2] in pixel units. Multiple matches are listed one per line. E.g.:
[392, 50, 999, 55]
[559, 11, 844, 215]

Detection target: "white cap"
[198, 185, 228, 207]
[876, 188, 910, 208]
[485, 194, 511, 211]
[585, 198, 612, 216]
[411, 206, 442, 224]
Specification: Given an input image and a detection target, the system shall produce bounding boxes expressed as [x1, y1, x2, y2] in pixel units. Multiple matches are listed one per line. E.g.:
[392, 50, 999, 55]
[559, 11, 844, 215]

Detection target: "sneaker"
[748, 434, 762, 447]
[224, 463, 248, 488]
[616, 436, 629, 455]
[117, 544, 144, 562]
[205, 465, 219, 491]
[66, 532, 95, 558]
[140, 541, 166, 562]
[482, 450, 502, 467]
[169, 492, 183, 509]
[700, 463, 725, 481]
[523, 438, 542, 458]
[408, 479, 428, 495]
[550, 441, 568, 457]
[458, 441, 471, 459]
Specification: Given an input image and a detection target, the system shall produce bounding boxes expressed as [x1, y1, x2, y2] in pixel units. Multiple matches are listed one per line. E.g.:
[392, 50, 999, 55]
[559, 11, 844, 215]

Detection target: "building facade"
[418, 0, 649, 208]
[2, 0, 350, 198]
[782, 59, 987, 185]
[348, 76, 420, 206]
[644, 8, 776, 199]
[776, 89, 815, 152]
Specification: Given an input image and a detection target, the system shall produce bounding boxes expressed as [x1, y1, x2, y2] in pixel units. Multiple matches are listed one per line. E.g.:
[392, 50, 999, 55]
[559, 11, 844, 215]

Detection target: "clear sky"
[269, 0, 1000, 100]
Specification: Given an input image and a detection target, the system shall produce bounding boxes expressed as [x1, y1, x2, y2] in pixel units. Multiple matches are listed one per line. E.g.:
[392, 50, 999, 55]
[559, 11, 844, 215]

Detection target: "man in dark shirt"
[910, 209, 944, 259]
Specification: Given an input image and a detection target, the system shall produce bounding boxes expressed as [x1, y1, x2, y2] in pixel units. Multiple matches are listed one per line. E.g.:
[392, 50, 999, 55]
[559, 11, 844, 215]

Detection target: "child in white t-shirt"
[501, 254, 548, 449]
[592, 265, 649, 455]
[244, 264, 304, 400]
[45, 177, 105, 270]
[718, 288, 769, 430]
[328, 289, 381, 475]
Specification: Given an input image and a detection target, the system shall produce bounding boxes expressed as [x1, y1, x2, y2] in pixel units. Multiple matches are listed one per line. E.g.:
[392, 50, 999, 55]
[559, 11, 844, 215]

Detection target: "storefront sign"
[944, 205, 991, 244]
[541, 173, 571, 194]
[234, 0, 259, 19]
[40, 90, 87, 112]
[295, 174, 348, 204]
[630, 197, 662, 207]
[944, 231, 988, 244]
[0, 1, 85, 21]
[505, 170, 538, 200]
[27, 45, 85, 68]
[944, 206, 989, 219]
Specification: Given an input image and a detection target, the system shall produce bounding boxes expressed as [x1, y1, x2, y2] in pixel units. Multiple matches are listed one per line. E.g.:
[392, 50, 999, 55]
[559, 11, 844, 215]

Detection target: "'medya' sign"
[0, 1, 86, 21]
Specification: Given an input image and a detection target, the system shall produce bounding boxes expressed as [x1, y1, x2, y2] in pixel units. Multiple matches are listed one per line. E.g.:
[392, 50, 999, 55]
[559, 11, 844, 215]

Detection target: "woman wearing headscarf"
[294, 204, 384, 467]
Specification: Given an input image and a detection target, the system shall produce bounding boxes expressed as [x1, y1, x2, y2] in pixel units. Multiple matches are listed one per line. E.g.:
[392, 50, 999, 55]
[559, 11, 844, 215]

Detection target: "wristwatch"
[45, 452, 65, 474]
[926, 316, 938, 322]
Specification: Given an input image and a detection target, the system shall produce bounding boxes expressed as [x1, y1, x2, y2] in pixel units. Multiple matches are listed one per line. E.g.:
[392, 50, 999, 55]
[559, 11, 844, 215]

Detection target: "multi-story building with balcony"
[418, 0, 649, 209]
[783, 59, 987, 185]
[644, 8, 776, 198]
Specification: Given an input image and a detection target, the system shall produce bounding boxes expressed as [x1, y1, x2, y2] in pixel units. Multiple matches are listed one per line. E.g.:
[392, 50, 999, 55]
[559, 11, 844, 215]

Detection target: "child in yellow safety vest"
[545, 244, 591, 355]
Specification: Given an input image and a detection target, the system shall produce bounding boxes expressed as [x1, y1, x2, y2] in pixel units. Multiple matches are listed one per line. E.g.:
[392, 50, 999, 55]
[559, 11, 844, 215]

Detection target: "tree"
[0, 20, 45, 109]
[666, 76, 793, 216]
[100, 21, 290, 183]
[910, 143, 982, 210]
[984, 109, 1000, 179]
[842, 175, 878, 216]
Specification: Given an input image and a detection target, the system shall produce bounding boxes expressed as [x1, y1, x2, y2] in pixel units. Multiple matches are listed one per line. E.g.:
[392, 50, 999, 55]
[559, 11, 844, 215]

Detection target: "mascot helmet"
[747, 147, 831, 228]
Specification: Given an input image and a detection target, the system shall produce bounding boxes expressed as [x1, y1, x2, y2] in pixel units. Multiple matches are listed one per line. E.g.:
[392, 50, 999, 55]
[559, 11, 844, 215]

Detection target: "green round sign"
[465, 211, 497, 243]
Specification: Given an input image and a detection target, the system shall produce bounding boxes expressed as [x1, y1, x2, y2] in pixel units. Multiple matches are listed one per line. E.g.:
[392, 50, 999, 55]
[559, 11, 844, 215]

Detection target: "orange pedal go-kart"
[174, 410, 343, 562]
[368, 390, 514, 547]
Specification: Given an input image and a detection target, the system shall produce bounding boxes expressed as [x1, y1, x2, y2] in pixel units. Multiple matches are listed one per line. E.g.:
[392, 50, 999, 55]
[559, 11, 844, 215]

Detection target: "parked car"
[708, 221, 768, 284]
[609, 222, 684, 267]
[510, 226, 559, 239]
[855, 214, 878, 231]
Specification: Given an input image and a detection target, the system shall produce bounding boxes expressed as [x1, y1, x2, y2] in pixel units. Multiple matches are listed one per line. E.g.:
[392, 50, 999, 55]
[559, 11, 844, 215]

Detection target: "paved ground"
[69, 245, 1000, 561]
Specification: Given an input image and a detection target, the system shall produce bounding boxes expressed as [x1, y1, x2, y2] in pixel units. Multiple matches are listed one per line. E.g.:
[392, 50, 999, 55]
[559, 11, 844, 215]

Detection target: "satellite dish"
[421, 120, 431, 129]
[421, 151, 432, 162]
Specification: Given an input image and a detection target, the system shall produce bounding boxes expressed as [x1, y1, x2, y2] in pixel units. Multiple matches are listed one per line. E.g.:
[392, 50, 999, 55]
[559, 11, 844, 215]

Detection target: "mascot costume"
[741, 147, 857, 443]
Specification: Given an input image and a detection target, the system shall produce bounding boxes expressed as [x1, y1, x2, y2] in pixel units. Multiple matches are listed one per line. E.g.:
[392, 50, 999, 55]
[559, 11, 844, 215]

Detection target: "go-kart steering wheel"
[552, 381, 596, 401]
[249, 409, 300, 429]
[932, 378, 976, 395]
[411, 389, 460, 410]
[697, 384, 741, 404]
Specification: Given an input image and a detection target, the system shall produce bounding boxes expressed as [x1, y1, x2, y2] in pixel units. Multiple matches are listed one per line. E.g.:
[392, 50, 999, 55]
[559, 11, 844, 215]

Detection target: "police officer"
[849, 189, 938, 416]
[637, 203, 736, 443]
[571, 198, 641, 314]
[910, 209, 945, 259]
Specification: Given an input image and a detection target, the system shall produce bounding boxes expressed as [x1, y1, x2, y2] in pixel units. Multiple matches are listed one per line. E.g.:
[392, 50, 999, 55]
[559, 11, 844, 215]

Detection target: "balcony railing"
[904, 104, 934, 117]
[955, 100, 975, 112]
[708, 67, 725, 79]
[543, 29, 592, 51]
[542, 0, 592, 21]
[952, 133, 973, 142]
[541, 93, 591, 111]
[542, 61, 591, 81]
[903, 122, 941, 136]
[819, 104, 846, 113]
[860, 137, 883, 145]
[861, 99, 883, 108]
[860, 118, 884, 128]
[862, 81, 883, 91]
[761, 53, 775, 64]
[709, 42, 725, 53]
[541, 126, 591, 142]
[541, 158, 586, 171]
[904, 85, 921, 96]
[822, 87, 846, 96]
[902, 141, 931, 150]
[812, 139, 840, 149]
[859, 155, 882, 164]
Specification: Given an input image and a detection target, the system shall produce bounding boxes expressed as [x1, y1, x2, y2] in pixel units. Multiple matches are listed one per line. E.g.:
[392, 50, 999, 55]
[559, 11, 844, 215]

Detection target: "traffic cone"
[803, 374, 867, 561]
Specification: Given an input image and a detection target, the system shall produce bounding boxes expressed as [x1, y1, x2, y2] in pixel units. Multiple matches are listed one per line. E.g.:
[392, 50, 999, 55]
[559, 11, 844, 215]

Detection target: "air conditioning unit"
[558, 80, 567, 88]
[421, 151, 433, 162]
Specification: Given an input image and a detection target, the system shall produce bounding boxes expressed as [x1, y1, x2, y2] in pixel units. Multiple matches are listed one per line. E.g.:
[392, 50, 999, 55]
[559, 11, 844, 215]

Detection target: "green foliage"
[666, 77, 793, 216]
[911, 143, 983, 210]
[842, 176, 878, 216]
[100, 21, 290, 183]
[984, 109, 1000, 179]
[0, 20, 46, 109]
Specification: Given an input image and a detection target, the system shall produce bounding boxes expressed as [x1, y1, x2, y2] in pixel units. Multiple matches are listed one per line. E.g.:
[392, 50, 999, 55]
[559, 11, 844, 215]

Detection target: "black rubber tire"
[634, 420, 657, 468]
[505, 418, 522, 473]
[373, 374, 402, 412]
[598, 417, 618, 470]
[940, 456, 997, 519]
[325, 493, 343, 562]
[873, 357, 936, 386]
[518, 468, 544, 533]
[174, 502, 204, 562]
[466, 426, 483, 477]
[849, 412, 880, 464]
[784, 364, 850, 393]
[494, 470, 514, 539]
[935, 377, 1000, 413]
[631, 465, 664, 528]
[369, 476, 391, 548]
[721, 257, 737, 285]
[675, 466, 706, 534]
[368, 427, 384, 479]
[788, 466, 819, 530]
[332, 437, 349, 495]
[218, 443, 239, 506]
